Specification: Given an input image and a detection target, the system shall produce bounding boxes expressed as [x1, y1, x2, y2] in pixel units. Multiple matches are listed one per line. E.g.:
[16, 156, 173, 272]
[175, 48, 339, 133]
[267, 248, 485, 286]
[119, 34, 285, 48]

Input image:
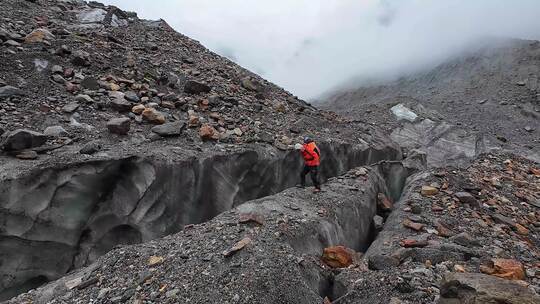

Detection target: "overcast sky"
[102, 0, 540, 99]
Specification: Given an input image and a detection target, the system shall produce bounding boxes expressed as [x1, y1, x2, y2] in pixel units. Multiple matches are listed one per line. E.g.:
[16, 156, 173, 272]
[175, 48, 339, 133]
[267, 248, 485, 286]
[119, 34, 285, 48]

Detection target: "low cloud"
[103, 0, 540, 99]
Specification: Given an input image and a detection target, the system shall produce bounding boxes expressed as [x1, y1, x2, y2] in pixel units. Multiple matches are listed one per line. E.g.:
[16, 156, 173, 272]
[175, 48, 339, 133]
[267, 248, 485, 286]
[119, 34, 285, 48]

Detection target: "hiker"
[295, 136, 321, 192]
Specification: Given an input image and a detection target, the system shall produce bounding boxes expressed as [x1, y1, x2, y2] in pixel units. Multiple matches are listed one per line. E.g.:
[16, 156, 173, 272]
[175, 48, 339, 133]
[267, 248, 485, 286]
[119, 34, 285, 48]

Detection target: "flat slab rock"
[439, 272, 540, 304]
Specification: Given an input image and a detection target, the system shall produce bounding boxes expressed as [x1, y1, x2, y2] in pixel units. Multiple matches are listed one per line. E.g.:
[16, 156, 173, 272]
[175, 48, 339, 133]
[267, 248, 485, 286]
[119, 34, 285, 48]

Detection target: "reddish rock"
[514, 223, 529, 235]
[403, 219, 425, 231]
[321, 246, 354, 268]
[199, 124, 218, 140]
[223, 237, 251, 257]
[435, 221, 454, 237]
[238, 213, 264, 225]
[142, 108, 165, 124]
[399, 239, 428, 248]
[24, 28, 54, 43]
[377, 193, 393, 211]
[481, 259, 526, 280]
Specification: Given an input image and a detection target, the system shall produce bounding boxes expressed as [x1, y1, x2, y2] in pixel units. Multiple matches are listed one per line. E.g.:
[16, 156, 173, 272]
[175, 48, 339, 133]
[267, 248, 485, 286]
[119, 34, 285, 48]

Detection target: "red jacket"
[302, 142, 320, 166]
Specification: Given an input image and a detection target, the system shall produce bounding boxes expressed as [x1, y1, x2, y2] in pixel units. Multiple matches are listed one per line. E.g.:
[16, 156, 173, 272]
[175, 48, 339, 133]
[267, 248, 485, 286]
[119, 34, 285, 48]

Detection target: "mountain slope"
[321, 39, 540, 165]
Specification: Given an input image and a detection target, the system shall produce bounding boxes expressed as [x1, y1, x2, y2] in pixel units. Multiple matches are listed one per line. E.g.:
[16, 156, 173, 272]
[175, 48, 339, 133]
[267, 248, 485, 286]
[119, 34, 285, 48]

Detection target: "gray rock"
[524, 126, 534, 132]
[97, 288, 110, 299]
[241, 76, 263, 92]
[80, 77, 99, 90]
[439, 272, 540, 304]
[491, 213, 516, 227]
[184, 80, 211, 94]
[107, 117, 130, 135]
[124, 91, 140, 102]
[368, 254, 400, 270]
[51, 65, 63, 74]
[109, 97, 132, 112]
[455, 192, 478, 207]
[62, 102, 80, 113]
[80, 141, 101, 154]
[1, 129, 47, 151]
[52, 74, 66, 84]
[75, 94, 94, 103]
[0, 85, 25, 97]
[44, 126, 69, 137]
[165, 289, 180, 298]
[151, 121, 186, 137]
[0, 28, 9, 41]
[373, 215, 384, 230]
[72, 50, 90, 66]
[4, 39, 20, 47]
[449, 232, 480, 248]
[78, 8, 107, 23]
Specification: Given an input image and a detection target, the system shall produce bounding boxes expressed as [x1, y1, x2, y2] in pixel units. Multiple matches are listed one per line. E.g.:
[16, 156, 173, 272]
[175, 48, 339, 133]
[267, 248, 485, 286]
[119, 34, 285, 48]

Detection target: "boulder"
[124, 91, 140, 102]
[142, 108, 165, 124]
[368, 254, 400, 270]
[16, 150, 38, 160]
[1, 129, 47, 151]
[106, 117, 130, 135]
[132, 104, 146, 114]
[184, 80, 211, 94]
[403, 219, 424, 231]
[321, 246, 354, 268]
[421, 185, 438, 196]
[109, 97, 132, 113]
[80, 77, 99, 90]
[439, 273, 540, 304]
[450, 232, 479, 248]
[75, 94, 94, 103]
[52, 74, 66, 84]
[0, 85, 25, 98]
[79, 141, 101, 154]
[480, 259, 526, 280]
[62, 102, 79, 113]
[72, 50, 91, 66]
[455, 192, 478, 206]
[377, 193, 393, 211]
[241, 76, 263, 92]
[373, 215, 384, 230]
[390, 104, 418, 122]
[78, 8, 107, 24]
[44, 126, 69, 137]
[199, 123, 218, 140]
[24, 28, 55, 43]
[151, 121, 186, 137]
[51, 65, 63, 74]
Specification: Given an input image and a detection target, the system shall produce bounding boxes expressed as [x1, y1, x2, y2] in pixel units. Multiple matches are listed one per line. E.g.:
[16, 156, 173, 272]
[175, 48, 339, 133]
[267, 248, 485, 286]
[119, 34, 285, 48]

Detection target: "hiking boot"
[313, 188, 321, 193]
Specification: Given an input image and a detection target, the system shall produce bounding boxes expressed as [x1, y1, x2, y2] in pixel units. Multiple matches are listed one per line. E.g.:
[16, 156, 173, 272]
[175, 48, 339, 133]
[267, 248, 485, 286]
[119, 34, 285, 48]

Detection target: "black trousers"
[300, 165, 320, 189]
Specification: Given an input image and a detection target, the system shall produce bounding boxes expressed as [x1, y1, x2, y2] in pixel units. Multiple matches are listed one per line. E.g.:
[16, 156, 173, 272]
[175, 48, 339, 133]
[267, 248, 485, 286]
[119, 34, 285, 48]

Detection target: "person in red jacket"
[297, 136, 321, 192]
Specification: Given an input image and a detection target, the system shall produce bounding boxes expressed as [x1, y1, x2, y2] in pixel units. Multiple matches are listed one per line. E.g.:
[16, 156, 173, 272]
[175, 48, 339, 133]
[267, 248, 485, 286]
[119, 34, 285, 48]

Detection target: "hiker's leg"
[300, 165, 310, 187]
[310, 166, 321, 189]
